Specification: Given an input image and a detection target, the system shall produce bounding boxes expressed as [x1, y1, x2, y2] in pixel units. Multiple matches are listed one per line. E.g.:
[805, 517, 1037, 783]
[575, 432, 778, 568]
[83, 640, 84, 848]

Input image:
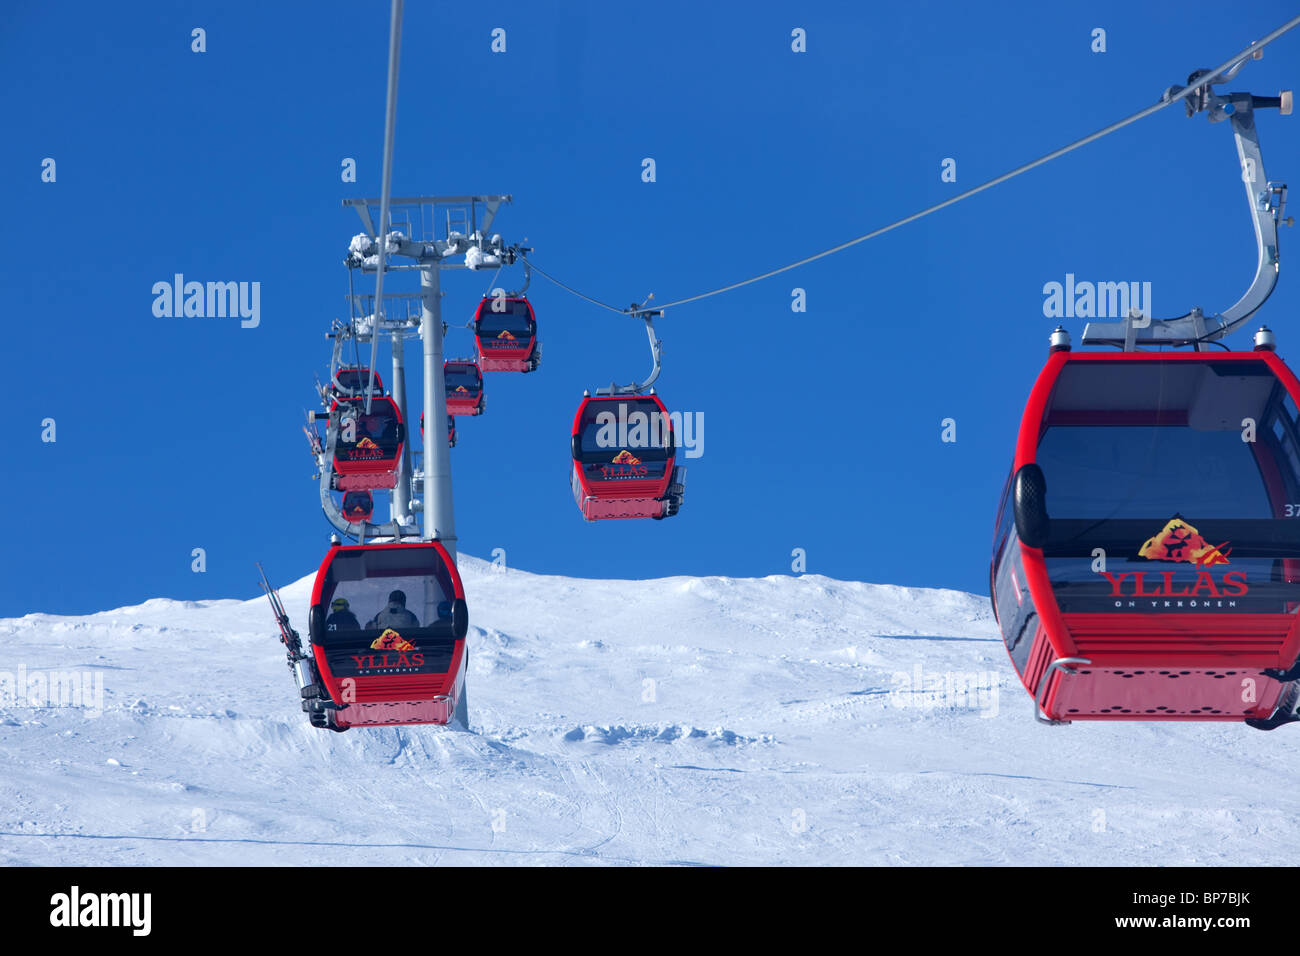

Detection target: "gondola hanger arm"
[510, 261, 531, 297]
[1084, 58, 1293, 349]
[596, 304, 663, 396]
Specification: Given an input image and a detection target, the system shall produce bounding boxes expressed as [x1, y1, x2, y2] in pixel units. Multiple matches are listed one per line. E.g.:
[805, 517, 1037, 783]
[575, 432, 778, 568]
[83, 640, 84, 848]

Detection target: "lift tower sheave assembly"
[344, 195, 516, 563]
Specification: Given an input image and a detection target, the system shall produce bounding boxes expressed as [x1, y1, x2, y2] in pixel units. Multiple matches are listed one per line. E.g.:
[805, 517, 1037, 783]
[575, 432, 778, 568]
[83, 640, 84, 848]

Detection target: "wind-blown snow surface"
[1, 555, 1296, 866]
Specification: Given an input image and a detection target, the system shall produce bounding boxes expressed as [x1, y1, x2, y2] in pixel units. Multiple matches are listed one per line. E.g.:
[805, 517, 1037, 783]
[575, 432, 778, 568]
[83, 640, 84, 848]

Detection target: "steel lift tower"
[343, 195, 517, 563]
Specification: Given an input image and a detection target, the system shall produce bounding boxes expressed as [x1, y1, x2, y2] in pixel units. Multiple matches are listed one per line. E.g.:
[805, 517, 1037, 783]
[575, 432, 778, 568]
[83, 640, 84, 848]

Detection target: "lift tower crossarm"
[343, 196, 514, 267]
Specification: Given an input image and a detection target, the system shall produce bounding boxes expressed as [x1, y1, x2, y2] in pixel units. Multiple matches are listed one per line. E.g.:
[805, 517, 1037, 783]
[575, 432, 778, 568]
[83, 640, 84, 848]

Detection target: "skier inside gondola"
[325, 597, 361, 632]
[361, 414, 390, 442]
[366, 589, 420, 629]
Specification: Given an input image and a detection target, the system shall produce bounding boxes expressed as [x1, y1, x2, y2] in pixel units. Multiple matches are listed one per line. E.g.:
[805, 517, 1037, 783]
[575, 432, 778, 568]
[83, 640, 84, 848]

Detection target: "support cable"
[365, 0, 404, 413]
[521, 17, 1300, 318]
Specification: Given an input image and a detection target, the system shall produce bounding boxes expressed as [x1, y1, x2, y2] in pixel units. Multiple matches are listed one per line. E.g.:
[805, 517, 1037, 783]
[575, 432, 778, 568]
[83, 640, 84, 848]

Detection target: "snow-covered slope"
[0, 556, 1296, 866]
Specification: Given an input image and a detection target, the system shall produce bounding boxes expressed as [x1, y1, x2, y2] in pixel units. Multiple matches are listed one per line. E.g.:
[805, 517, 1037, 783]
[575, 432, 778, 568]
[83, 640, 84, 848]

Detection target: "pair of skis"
[256, 563, 348, 731]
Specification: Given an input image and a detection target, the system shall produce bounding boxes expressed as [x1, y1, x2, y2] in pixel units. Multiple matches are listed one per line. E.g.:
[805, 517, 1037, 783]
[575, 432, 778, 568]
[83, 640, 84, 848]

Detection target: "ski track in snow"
[0, 555, 1296, 866]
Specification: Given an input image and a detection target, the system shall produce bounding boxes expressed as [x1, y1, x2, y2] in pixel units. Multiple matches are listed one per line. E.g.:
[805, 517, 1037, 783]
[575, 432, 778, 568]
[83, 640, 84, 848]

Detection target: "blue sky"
[4, 0, 1300, 616]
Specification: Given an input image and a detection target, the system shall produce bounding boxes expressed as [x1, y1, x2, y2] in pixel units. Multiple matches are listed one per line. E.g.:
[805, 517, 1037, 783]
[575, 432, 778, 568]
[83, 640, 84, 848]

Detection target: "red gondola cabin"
[474, 296, 540, 373]
[570, 393, 686, 521]
[341, 490, 374, 523]
[331, 396, 405, 491]
[307, 541, 468, 729]
[992, 345, 1300, 727]
[444, 361, 485, 416]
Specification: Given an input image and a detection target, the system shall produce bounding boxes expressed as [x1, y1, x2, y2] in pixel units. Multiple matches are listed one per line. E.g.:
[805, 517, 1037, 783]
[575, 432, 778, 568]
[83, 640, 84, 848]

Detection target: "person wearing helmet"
[367, 589, 420, 629]
[324, 597, 360, 632]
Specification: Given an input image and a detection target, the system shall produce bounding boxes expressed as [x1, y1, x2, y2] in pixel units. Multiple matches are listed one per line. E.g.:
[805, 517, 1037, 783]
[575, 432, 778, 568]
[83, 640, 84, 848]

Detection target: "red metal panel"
[1062, 612, 1299, 665]
[335, 640, 466, 728]
[445, 394, 484, 416]
[1043, 665, 1283, 721]
[335, 471, 399, 491]
[477, 352, 534, 373]
[579, 494, 667, 520]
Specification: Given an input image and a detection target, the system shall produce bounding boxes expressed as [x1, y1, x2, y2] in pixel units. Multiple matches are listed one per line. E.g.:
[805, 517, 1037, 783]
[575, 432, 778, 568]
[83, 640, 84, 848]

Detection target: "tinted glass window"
[1271, 393, 1300, 506]
[444, 366, 482, 392]
[577, 399, 673, 462]
[336, 368, 381, 393]
[1033, 360, 1300, 614]
[1038, 425, 1273, 518]
[1036, 361, 1282, 520]
[993, 464, 1014, 555]
[320, 548, 455, 634]
[477, 299, 534, 337]
[336, 399, 401, 458]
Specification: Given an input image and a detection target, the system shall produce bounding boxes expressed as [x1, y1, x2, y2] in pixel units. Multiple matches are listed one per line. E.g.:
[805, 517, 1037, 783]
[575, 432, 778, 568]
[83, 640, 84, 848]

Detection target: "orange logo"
[1138, 517, 1231, 568]
[370, 628, 415, 651]
[611, 450, 642, 465]
[356, 437, 379, 450]
[497, 330, 516, 340]
[455, 385, 468, 392]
